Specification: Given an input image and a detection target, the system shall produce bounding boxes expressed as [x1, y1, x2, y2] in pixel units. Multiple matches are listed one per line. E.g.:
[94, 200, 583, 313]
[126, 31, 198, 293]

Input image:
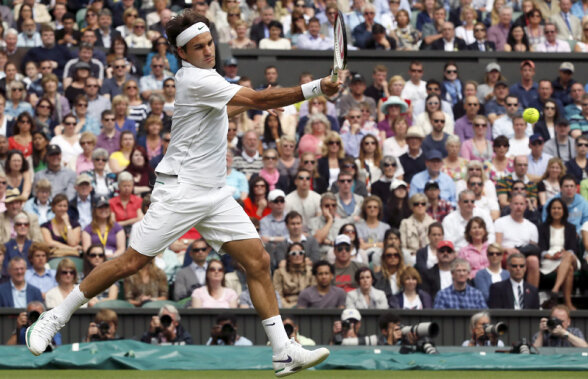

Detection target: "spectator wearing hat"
[332, 234, 366, 292]
[260, 189, 288, 254]
[398, 126, 425, 184]
[81, 195, 125, 259]
[222, 57, 240, 84]
[509, 60, 538, 109]
[337, 73, 377, 120]
[378, 96, 409, 138]
[23, 179, 54, 225]
[421, 111, 449, 158]
[67, 174, 94, 230]
[477, 63, 503, 105]
[62, 43, 105, 89]
[527, 133, 552, 183]
[297, 260, 346, 308]
[552, 62, 577, 107]
[433, 258, 487, 309]
[424, 181, 453, 222]
[467, 23, 495, 51]
[493, 95, 532, 140]
[33, 144, 76, 200]
[422, 240, 456, 298]
[409, 150, 456, 205]
[0, 188, 43, 244]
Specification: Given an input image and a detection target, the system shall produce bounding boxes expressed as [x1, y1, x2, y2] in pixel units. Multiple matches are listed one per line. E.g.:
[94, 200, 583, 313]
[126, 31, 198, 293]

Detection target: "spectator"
[260, 189, 288, 250]
[41, 74, 71, 125]
[416, 0, 436, 31]
[534, 22, 571, 52]
[433, 258, 487, 309]
[70, 132, 97, 175]
[284, 169, 321, 226]
[243, 176, 270, 221]
[414, 95, 454, 137]
[564, 83, 584, 119]
[30, 131, 49, 173]
[139, 56, 166, 101]
[45, 258, 82, 309]
[374, 244, 404, 307]
[273, 241, 314, 308]
[141, 305, 193, 345]
[259, 149, 289, 192]
[337, 74, 376, 121]
[123, 259, 167, 307]
[496, 155, 538, 208]
[50, 113, 83, 167]
[544, 120, 576, 162]
[393, 10, 421, 50]
[124, 18, 151, 48]
[63, 62, 92, 106]
[474, 242, 510, 302]
[334, 171, 364, 220]
[4, 211, 34, 272]
[487, 5, 512, 51]
[458, 216, 490, 279]
[95, 8, 120, 49]
[400, 193, 435, 265]
[0, 189, 43, 244]
[276, 136, 299, 186]
[443, 190, 495, 251]
[0, 256, 43, 307]
[250, 6, 278, 45]
[6, 82, 34, 120]
[441, 135, 468, 181]
[332, 234, 366, 292]
[173, 239, 210, 301]
[395, 266, 432, 309]
[207, 313, 251, 346]
[538, 157, 565, 207]
[63, 44, 105, 89]
[81, 196, 125, 259]
[484, 80, 510, 124]
[364, 65, 388, 105]
[225, 149, 248, 201]
[462, 312, 505, 347]
[345, 266, 388, 309]
[383, 180, 411, 230]
[415, 222, 443, 275]
[431, 21, 467, 51]
[506, 116, 531, 158]
[355, 195, 389, 253]
[96, 110, 121, 156]
[488, 252, 540, 309]
[468, 23, 495, 51]
[509, 60, 538, 109]
[231, 130, 263, 180]
[422, 111, 450, 158]
[352, 4, 383, 49]
[229, 20, 256, 49]
[532, 305, 588, 348]
[297, 260, 346, 308]
[309, 193, 350, 256]
[191, 258, 237, 308]
[109, 131, 135, 174]
[40, 194, 82, 257]
[24, 242, 56, 297]
[410, 149, 456, 204]
[259, 20, 291, 49]
[5, 301, 61, 346]
[101, 58, 134, 100]
[81, 244, 119, 307]
[83, 149, 117, 199]
[552, 62, 577, 107]
[17, 18, 41, 47]
[440, 63, 464, 107]
[109, 171, 144, 232]
[454, 96, 491, 143]
[365, 23, 396, 50]
[420, 6, 446, 49]
[565, 136, 588, 183]
[527, 133, 551, 184]
[398, 126, 426, 184]
[123, 79, 149, 125]
[382, 115, 409, 159]
[125, 146, 154, 196]
[542, 174, 588, 234]
[570, 94, 588, 138]
[5, 150, 32, 199]
[371, 156, 403, 205]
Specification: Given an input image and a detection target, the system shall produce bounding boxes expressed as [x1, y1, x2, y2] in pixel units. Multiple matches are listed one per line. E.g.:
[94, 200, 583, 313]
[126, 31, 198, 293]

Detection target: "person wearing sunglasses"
[332, 234, 366, 292]
[371, 156, 404, 205]
[173, 238, 213, 301]
[81, 244, 119, 307]
[534, 21, 571, 52]
[488, 252, 539, 309]
[272, 242, 314, 308]
[409, 149, 456, 206]
[260, 189, 288, 248]
[191, 259, 238, 308]
[274, 211, 320, 271]
[400, 193, 434, 266]
[45, 258, 84, 309]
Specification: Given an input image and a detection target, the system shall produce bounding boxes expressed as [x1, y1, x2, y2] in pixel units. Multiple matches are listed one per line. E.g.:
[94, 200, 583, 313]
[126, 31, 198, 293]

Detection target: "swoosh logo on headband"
[198, 25, 204, 30]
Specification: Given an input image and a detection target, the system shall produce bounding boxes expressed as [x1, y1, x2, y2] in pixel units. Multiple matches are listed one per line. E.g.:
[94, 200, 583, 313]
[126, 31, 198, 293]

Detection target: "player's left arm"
[228, 76, 340, 111]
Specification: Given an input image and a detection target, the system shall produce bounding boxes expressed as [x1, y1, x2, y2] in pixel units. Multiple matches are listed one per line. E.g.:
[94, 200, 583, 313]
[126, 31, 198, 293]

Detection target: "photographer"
[5, 301, 61, 346]
[141, 305, 193, 346]
[462, 312, 505, 347]
[331, 308, 378, 346]
[532, 305, 588, 348]
[282, 316, 316, 346]
[377, 312, 403, 345]
[207, 314, 252, 346]
[85, 309, 121, 342]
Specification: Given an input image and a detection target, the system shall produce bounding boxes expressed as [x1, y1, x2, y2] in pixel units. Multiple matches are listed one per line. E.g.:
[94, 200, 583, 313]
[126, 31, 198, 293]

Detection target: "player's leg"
[26, 247, 152, 355]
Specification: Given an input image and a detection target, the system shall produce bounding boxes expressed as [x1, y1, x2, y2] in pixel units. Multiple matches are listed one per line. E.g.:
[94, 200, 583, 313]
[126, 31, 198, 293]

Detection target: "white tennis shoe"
[272, 338, 330, 377]
[25, 310, 65, 356]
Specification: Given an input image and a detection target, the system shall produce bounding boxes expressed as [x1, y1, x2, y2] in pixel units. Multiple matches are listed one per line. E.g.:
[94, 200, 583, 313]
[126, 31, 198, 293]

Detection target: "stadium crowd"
[0, 0, 587, 348]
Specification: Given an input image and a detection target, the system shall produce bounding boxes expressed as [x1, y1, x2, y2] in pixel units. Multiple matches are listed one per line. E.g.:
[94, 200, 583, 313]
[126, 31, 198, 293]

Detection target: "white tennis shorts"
[129, 174, 259, 256]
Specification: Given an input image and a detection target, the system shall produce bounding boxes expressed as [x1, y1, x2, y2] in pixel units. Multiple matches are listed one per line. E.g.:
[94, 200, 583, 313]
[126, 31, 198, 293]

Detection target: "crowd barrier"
[1, 308, 587, 346]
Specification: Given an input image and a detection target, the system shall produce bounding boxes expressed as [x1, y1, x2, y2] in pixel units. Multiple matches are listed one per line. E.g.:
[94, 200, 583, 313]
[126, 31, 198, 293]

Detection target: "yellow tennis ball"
[523, 108, 540, 124]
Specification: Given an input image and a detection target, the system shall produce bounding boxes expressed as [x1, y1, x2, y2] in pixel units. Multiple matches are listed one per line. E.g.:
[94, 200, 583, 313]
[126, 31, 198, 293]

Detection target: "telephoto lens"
[401, 322, 440, 339]
[160, 314, 173, 328]
[483, 322, 508, 337]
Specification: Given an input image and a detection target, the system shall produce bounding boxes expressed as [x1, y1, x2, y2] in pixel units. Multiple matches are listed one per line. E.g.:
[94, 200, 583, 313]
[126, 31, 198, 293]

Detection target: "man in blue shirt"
[542, 174, 588, 234]
[509, 60, 538, 109]
[410, 150, 456, 205]
[24, 243, 57, 297]
[0, 256, 43, 307]
[434, 258, 487, 309]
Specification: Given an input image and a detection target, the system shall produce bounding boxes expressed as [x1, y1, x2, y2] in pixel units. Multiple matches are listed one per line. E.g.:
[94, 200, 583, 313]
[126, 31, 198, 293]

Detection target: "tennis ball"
[523, 108, 540, 124]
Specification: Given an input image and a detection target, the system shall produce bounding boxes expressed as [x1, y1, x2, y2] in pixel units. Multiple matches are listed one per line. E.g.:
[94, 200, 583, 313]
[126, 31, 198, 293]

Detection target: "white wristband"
[301, 79, 323, 100]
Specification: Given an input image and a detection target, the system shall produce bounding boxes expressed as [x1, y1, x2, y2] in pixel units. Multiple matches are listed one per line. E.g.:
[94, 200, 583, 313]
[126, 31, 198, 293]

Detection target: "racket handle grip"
[331, 70, 338, 83]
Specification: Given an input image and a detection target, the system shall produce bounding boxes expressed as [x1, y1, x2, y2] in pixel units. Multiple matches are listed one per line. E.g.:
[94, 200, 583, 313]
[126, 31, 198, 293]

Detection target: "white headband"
[176, 22, 210, 47]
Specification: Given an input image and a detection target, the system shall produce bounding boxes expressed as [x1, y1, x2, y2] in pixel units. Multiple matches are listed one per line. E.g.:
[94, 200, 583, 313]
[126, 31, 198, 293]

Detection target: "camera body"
[546, 317, 563, 331]
[27, 311, 40, 326]
[155, 314, 174, 334]
[284, 323, 294, 338]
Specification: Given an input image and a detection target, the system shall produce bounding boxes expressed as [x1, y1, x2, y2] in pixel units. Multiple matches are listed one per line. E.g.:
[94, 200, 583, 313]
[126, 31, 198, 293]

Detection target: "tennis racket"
[331, 10, 348, 83]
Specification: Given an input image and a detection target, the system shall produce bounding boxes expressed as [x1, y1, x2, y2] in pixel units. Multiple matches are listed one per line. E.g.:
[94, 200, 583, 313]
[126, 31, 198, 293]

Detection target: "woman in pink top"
[460, 115, 492, 162]
[458, 216, 490, 279]
[298, 113, 330, 158]
[191, 259, 238, 308]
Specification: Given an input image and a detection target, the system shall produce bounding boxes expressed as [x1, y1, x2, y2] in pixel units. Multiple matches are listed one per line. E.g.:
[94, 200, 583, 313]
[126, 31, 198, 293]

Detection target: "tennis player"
[26, 10, 340, 377]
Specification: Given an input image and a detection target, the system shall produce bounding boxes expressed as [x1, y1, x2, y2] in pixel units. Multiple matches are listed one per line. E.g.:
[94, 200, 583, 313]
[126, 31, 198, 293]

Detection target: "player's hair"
[166, 10, 210, 60]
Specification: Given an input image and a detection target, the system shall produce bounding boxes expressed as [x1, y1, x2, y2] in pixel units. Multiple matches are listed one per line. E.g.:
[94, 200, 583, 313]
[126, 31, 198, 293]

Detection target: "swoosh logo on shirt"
[273, 355, 292, 363]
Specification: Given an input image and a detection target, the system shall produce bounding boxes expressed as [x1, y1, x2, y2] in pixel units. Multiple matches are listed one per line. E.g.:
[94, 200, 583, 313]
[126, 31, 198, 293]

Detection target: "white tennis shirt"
[155, 60, 242, 187]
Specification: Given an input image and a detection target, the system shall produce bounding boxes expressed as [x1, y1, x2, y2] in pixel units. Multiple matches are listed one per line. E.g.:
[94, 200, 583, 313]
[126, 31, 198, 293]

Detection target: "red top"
[109, 195, 143, 222]
[243, 197, 270, 220]
[8, 137, 32, 157]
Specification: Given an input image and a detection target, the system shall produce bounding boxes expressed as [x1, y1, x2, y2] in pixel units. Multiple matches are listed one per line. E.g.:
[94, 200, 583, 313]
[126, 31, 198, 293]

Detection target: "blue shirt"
[5, 101, 34, 119]
[25, 268, 57, 294]
[260, 213, 288, 238]
[433, 284, 487, 309]
[509, 82, 539, 109]
[3, 240, 33, 273]
[542, 193, 588, 234]
[226, 169, 248, 199]
[409, 170, 456, 205]
[11, 281, 27, 308]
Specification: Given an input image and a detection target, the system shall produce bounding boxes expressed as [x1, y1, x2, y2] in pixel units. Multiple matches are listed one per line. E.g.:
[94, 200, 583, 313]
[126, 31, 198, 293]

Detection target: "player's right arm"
[228, 76, 341, 112]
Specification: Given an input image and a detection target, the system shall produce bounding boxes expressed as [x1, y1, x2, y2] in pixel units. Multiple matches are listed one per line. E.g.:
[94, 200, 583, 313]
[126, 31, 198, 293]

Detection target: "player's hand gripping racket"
[331, 10, 348, 83]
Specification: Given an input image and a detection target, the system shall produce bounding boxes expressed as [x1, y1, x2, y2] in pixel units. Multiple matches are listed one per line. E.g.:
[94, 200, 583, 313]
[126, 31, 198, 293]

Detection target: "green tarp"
[1, 341, 587, 371]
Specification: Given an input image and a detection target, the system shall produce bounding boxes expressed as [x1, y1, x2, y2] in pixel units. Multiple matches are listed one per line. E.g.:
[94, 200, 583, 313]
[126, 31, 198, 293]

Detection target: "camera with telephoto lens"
[219, 323, 237, 344]
[342, 319, 355, 332]
[546, 317, 563, 331]
[160, 314, 173, 329]
[483, 322, 508, 337]
[27, 311, 40, 326]
[89, 322, 112, 342]
[401, 322, 440, 339]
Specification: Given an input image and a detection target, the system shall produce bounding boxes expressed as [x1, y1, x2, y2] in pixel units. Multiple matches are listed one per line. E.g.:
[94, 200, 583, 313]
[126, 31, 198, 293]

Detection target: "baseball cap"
[75, 174, 92, 186]
[335, 234, 351, 246]
[559, 62, 574, 73]
[530, 133, 544, 143]
[224, 57, 238, 66]
[94, 195, 110, 208]
[485, 62, 501, 73]
[350, 73, 365, 84]
[520, 59, 535, 69]
[47, 144, 61, 155]
[425, 149, 443, 161]
[437, 240, 455, 251]
[341, 308, 361, 322]
[390, 179, 408, 191]
[268, 189, 286, 202]
[424, 180, 440, 191]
